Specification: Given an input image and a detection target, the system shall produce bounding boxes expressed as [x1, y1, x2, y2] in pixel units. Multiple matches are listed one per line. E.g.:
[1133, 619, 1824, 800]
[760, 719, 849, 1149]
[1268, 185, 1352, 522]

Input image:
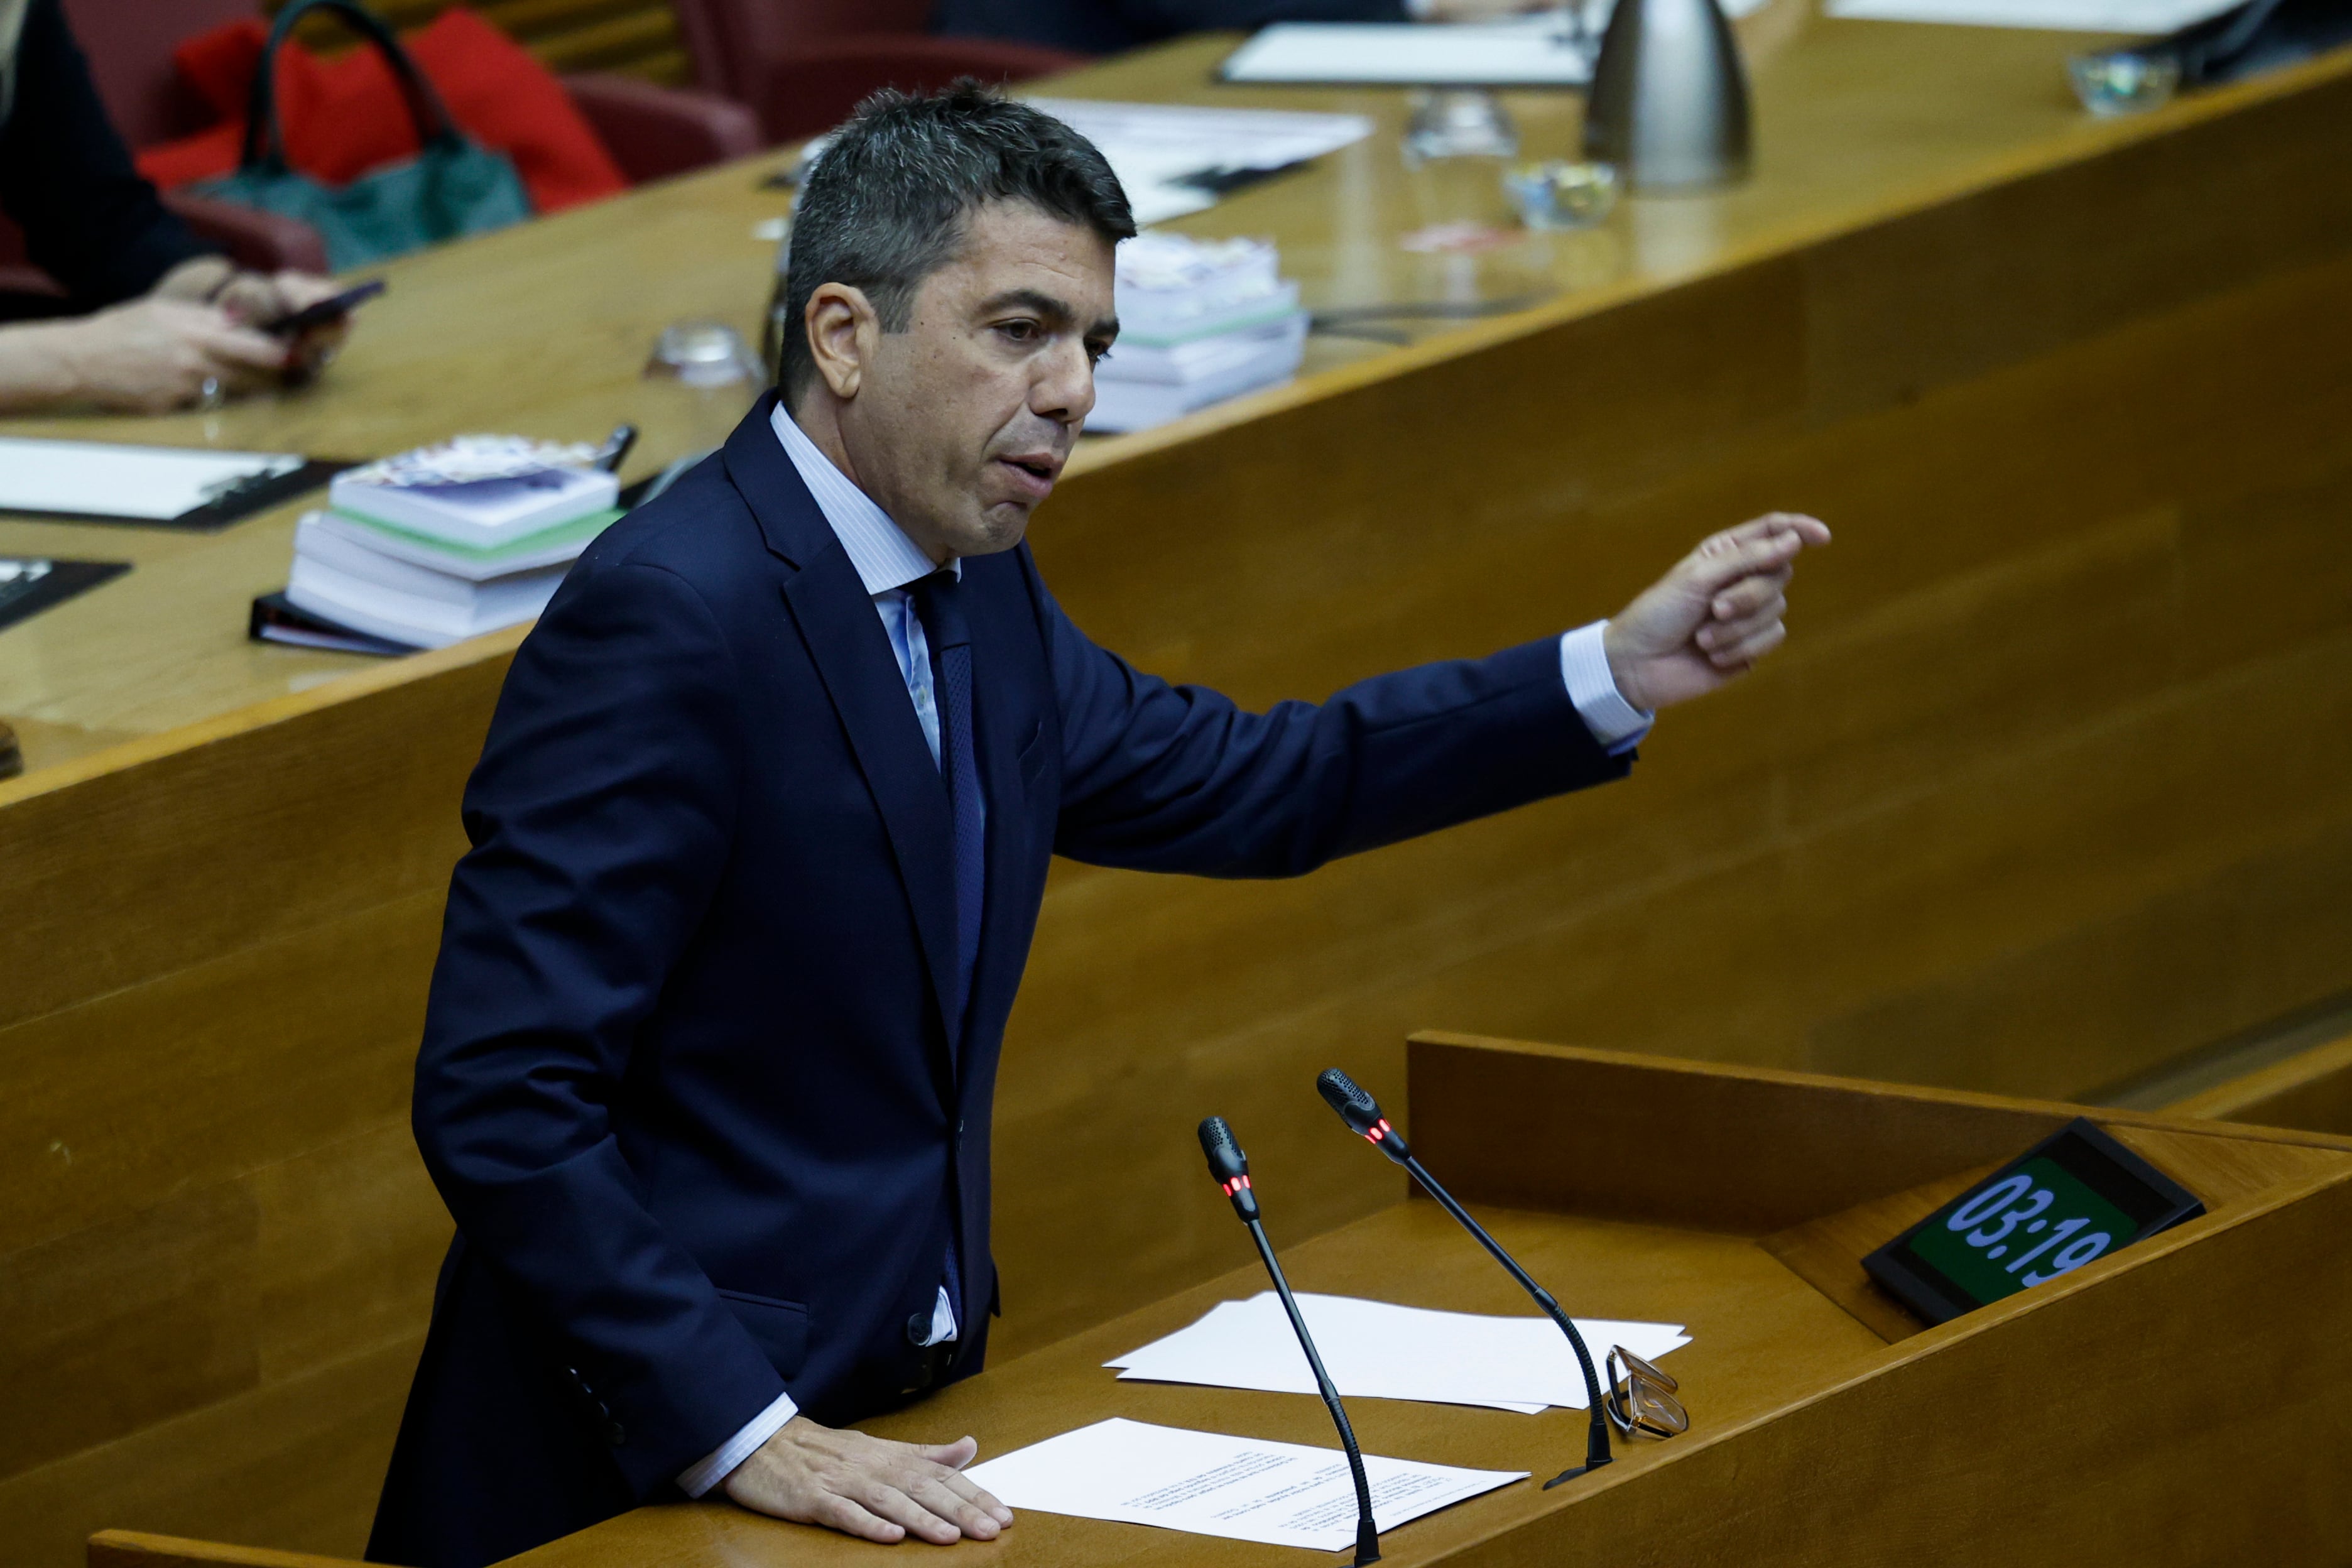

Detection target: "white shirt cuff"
[677, 1388, 798, 1498]
[1559, 621, 1652, 755]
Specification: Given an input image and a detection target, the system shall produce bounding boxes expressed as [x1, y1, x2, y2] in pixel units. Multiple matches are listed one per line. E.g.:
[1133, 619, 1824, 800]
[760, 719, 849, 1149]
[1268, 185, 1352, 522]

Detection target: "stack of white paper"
[1109, 1292, 1689, 1412]
[1025, 99, 1373, 227]
[1218, 1, 1777, 87]
[1823, 0, 2235, 30]
[1221, 16, 1598, 87]
[1091, 234, 1309, 433]
[965, 1417, 1525, 1551]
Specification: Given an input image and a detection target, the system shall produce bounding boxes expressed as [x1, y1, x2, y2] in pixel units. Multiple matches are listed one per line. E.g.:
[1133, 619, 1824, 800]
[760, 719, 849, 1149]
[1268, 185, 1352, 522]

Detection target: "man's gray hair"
[780, 82, 1135, 407]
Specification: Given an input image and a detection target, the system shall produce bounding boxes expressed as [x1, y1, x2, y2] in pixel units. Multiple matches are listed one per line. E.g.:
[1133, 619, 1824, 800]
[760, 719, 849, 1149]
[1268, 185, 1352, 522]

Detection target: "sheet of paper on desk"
[1823, 0, 2236, 31]
[1217, 2, 1772, 87]
[964, 1417, 1525, 1552]
[0, 437, 303, 522]
[1023, 100, 1373, 227]
[1221, 18, 1597, 86]
[1108, 1292, 1689, 1412]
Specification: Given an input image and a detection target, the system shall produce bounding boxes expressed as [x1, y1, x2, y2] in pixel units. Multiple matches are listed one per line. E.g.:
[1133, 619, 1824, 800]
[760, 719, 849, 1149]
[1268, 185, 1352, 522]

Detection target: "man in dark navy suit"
[368, 84, 1826, 1568]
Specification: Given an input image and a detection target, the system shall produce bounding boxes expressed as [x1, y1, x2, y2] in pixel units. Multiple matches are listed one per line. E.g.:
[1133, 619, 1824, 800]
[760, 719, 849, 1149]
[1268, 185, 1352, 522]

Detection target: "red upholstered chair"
[666, 0, 1087, 144]
[560, 72, 761, 185]
[0, 0, 761, 291]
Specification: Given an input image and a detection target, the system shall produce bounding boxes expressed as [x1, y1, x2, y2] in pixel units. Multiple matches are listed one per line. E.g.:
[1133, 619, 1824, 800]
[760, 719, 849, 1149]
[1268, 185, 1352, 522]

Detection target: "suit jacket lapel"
[722, 397, 964, 1045]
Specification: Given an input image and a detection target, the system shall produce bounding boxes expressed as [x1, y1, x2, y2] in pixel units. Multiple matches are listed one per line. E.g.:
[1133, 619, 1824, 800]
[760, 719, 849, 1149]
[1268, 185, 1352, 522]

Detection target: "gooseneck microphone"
[1315, 1069, 1613, 1488]
[1198, 1116, 1382, 1567]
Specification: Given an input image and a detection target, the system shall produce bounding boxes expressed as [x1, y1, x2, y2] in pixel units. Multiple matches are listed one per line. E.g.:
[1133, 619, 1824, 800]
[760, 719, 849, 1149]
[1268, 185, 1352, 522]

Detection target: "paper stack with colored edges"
[1089, 233, 1307, 434]
[276, 436, 621, 651]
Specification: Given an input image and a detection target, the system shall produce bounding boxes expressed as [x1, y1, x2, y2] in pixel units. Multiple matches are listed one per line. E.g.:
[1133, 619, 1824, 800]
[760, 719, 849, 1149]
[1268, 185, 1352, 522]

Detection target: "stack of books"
[258, 437, 621, 653]
[1090, 234, 1307, 433]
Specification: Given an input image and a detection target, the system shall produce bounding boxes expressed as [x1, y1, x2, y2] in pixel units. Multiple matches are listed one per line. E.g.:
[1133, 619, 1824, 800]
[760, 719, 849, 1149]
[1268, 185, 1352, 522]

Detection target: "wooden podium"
[465, 1031, 2352, 1567]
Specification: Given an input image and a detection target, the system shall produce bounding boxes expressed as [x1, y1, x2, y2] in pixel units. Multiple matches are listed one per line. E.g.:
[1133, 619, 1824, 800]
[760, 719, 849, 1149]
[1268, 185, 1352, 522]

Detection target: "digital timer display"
[1863, 1119, 2204, 1326]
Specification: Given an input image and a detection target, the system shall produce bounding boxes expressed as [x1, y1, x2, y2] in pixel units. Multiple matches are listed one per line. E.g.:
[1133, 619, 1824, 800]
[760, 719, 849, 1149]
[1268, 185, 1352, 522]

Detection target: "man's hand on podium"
[1603, 513, 1832, 712]
[721, 1415, 1015, 1544]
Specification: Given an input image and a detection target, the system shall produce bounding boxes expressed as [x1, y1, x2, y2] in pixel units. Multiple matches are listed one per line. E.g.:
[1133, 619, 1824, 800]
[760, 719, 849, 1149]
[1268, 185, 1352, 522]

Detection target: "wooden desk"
[497, 1033, 2352, 1567]
[9, 17, 2352, 1564]
[3, 10, 2335, 761]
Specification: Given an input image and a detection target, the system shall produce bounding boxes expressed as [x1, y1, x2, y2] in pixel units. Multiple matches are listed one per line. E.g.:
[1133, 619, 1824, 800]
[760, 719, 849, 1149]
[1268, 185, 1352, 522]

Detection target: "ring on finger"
[196, 375, 224, 411]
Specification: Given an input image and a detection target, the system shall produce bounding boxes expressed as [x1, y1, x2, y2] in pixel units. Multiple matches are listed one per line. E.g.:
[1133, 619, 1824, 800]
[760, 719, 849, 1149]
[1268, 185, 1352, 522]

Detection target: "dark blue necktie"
[910, 570, 985, 1033]
[910, 570, 983, 1346]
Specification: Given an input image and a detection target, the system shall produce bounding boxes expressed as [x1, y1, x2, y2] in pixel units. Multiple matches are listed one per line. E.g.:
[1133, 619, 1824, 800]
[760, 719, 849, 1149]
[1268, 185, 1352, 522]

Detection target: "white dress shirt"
[677, 404, 1654, 1497]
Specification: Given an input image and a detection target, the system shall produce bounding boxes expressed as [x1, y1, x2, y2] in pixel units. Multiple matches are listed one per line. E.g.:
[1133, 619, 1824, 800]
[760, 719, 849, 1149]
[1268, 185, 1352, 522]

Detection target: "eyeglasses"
[1601, 1346, 1687, 1440]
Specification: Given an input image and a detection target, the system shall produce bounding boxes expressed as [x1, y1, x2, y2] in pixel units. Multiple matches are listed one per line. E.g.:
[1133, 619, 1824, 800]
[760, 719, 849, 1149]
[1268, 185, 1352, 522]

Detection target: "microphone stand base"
[1542, 1461, 1606, 1490]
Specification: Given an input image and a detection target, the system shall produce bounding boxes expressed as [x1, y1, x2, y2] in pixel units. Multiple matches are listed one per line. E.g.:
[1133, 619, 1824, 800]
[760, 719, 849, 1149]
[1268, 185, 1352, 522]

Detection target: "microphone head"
[1317, 1069, 1385, 1136]
[1198, 1115, 1250, 1185]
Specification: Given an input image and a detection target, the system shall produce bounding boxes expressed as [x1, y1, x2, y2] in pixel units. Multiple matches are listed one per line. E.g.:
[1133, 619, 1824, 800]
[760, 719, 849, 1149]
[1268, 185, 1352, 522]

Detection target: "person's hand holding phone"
[155, 258, 362, 386]
[231, 271, 359, 383]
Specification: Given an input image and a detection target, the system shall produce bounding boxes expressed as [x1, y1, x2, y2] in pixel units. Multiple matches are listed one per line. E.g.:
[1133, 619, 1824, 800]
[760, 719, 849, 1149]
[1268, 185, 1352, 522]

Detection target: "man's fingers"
[1699, 611, 1784, 656]
[1707, 620, 1787, 669]
[852, 1477, 965, 1545]
[1683, 531, 1804, 599]
[1699, 591, 1785, 644]
[1708, 572, 1787, 621]
[1703, 511, 1829, 550]
[930, 1462, 1014, 1524]
[905, 1472, 1006, 1538]
[912, 1435, 980, 1470]
[815, 1491, 910, 1544]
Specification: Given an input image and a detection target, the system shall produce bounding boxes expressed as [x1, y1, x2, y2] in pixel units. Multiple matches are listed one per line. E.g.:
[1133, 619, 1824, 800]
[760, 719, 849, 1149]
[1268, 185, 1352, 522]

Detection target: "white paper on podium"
[1107, 1292, 1689, 1413]
[964, 1417, 1526, 1551]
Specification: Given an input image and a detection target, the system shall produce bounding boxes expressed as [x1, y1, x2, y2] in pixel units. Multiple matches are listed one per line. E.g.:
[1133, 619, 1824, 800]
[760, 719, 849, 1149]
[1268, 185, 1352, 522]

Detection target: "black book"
[249, 591, 421, 657]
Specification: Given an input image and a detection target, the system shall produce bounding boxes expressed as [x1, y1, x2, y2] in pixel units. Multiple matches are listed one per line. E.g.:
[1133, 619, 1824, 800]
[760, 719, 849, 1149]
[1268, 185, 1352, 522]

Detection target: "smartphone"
[264, 278, 386, 337]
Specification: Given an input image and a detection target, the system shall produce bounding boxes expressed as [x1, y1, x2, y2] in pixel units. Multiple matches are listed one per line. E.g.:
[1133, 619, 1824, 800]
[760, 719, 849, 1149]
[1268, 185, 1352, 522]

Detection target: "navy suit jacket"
[368, 396, 1630, 1567]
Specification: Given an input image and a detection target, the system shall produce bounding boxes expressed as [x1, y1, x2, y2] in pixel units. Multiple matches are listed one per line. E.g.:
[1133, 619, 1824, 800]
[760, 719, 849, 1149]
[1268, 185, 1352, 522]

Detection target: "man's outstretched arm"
[1037, 513, 1829, 875]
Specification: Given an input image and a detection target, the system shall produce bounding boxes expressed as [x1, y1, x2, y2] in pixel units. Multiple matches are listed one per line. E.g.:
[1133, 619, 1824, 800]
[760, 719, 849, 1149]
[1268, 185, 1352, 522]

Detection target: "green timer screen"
[1904, 1156, 2137, 1304]
[1865, 1119, 2204, 1326]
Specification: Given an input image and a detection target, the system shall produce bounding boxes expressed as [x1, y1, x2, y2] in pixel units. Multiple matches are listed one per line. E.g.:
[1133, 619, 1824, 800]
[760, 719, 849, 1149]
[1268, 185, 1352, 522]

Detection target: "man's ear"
[805, 282, 878, 401]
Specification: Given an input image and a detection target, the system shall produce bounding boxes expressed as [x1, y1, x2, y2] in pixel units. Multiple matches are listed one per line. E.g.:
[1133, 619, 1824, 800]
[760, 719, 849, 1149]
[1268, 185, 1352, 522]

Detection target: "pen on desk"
[595, 423, 639, 474]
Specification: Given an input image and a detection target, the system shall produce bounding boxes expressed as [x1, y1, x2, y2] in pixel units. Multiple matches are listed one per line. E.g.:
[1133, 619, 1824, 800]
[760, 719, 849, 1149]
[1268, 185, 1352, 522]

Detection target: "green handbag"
[189, 0, 532, 272]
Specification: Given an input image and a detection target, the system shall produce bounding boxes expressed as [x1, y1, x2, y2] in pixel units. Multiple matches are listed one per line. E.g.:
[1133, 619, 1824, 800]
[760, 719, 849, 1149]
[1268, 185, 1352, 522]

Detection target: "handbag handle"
[236, 0, 467, 173]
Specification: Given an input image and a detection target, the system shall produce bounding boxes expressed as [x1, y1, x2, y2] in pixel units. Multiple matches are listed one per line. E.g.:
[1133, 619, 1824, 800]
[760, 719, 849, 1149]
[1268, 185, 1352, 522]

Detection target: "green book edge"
[325, 504, 624, 564]
[1113, 304, 1304, 351]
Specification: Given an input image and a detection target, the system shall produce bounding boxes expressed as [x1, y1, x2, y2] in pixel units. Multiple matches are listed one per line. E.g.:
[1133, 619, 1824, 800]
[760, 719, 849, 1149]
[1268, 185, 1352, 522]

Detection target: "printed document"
[1109, 1292, 1688, 1412]
[964, 1417, 1524, 1551]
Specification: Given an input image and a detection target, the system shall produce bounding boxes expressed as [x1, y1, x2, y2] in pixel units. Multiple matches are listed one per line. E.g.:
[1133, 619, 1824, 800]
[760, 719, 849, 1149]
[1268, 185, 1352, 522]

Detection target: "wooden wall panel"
[0, 635, 510, 1036]
[1, 892, 446, 1258]
[0, 1339, 420, 1568]
[2175, 1030, 2352, 1135]
[0, 1187, 259, 1483]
